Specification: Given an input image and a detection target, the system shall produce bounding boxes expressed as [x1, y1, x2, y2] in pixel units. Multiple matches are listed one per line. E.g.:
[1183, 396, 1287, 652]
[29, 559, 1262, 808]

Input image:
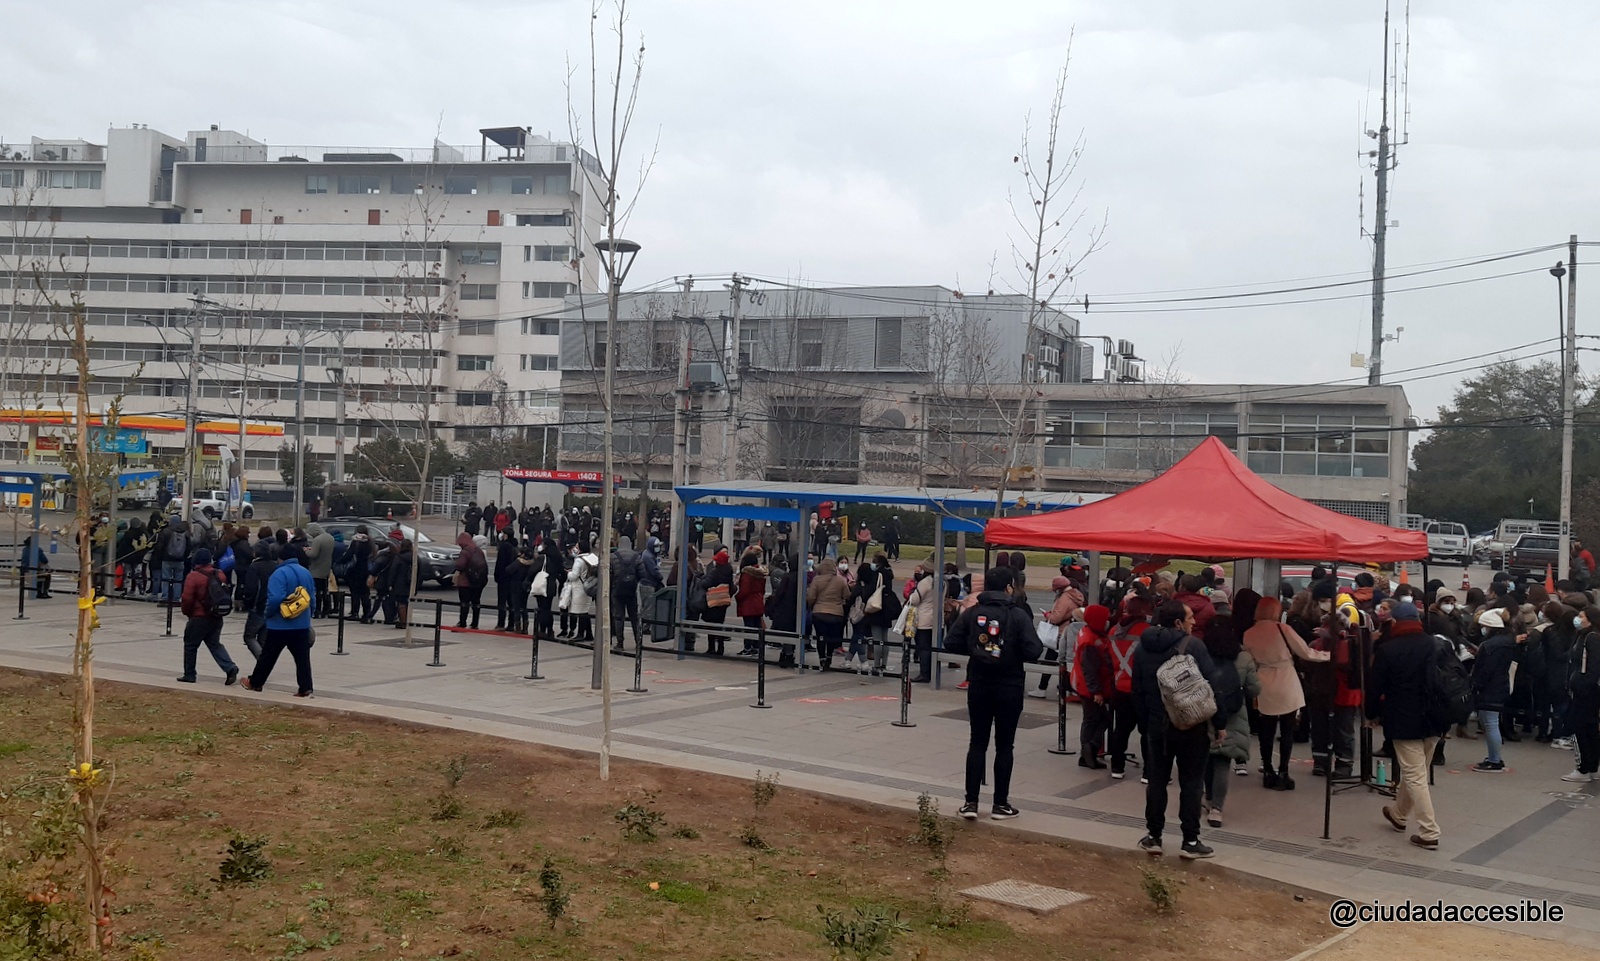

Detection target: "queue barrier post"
[751, 625, 772, 709]
[13, 562, 26, 621]
[332, 590, 348, 655]
[164, 592, 174, 636]
[524, 627, 545, 680]
[627, 620, 648, 694]
[891, 636, 915, 728]
[1047, 656, 1074, 755]
[426, 598, 445, 667]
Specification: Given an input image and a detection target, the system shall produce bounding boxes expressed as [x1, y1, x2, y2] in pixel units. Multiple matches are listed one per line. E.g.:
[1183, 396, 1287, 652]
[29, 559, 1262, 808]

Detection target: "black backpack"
[1425, 635, 1472, 730]
[207, 571, 233, 617]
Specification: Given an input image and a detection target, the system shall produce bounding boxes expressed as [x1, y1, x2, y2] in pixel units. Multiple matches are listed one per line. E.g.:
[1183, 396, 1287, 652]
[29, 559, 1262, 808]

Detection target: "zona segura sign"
[502, 468, 622, 486]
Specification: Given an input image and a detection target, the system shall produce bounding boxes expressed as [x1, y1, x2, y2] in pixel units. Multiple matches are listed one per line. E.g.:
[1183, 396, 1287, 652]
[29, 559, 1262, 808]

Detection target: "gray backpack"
[1156, 638, 1217, 730]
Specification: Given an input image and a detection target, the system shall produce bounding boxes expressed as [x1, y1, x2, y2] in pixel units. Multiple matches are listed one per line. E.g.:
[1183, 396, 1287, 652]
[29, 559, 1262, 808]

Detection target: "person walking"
[610, 535, 648, 651]
[1242, 595, 1330, 790]
[462, 501, 482, 538]
[303, 522, 334, 619]
[734, 548, 768, 657]
[1134, 600, 1225, 860]
[944, 566, 1044, 821]
[177, 548, 240, 686]
[154, 520, 187, 605]
[241, 542, 316, 697]
[453, 531, 488, 629]
[853, 523, 872, 565]
[239, 536, 279, 659]
[1563, 606, 1600, 782]
[1366, 601, 1446, 848]
[883, 515, 902, 561]
[805, 557, 851, 672]
[493, 528, 518, 630]
[1203, 615, 1259, 828]
[1470, 609, 1519, 773]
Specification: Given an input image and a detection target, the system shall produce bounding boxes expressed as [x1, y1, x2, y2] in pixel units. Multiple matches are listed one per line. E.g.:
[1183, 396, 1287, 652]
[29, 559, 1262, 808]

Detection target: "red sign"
[33, 437, 61, 452]
[502, 468, 621, 485]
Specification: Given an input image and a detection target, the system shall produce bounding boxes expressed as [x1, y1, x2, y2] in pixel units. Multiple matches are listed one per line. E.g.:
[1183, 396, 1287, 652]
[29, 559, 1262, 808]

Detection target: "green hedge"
[327, 482, 411, 518]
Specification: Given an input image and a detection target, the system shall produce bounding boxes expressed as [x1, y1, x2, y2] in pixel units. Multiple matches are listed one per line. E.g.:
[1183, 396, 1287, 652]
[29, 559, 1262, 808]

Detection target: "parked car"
[1487, 518, 1560, 569]
[190, 488, 253, 520]
[1278, 564, 1386, 597]
[314, 518, 458, 587]
[1506, 533, 1561, 582]
[1424, 521, 1472, 565]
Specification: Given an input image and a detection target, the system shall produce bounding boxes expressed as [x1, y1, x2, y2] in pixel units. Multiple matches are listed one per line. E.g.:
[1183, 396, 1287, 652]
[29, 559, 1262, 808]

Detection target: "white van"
[1425, 521, 1471, 565]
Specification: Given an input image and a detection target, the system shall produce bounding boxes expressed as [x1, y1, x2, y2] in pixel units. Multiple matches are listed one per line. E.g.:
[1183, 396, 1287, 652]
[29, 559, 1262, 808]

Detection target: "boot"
[1078, 753, 1106, 770]
[1262, 771, 1280, 790]
[1311, 754, 1330, 778]
[1332, 758, 1353, 779]
[1273, 768, 1296, 791]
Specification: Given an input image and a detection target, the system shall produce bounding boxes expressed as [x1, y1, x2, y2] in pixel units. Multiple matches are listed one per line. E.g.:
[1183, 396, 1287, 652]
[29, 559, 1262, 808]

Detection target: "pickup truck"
[1506, 532, 1561, 582]
[190, 489, 254, 520]
[1425, 521, 1472, 565]
[1488, 518, 1560, 569]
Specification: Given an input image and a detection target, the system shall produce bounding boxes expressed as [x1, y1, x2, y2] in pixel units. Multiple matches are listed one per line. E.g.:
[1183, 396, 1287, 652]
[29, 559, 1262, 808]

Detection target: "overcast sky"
[5, 0, 1598, 420]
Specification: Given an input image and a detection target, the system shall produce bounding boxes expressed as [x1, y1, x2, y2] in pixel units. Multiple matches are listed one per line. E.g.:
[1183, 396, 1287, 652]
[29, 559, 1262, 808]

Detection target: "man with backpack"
[943, 566, 1044, 822]
[155, 514, 189, 605]
[1133, 600, 1224, 860]
[177, 548, 240, 686]
[1365, 601, 1452, 850]
[610, 535, 649, 652]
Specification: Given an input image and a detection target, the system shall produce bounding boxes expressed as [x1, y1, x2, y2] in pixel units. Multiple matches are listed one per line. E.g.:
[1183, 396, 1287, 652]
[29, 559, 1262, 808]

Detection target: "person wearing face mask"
[1468, 609, 1519, 772]
[1562, 606, 1600, 781]
[944, 566, 1044, 821]
[1535, 600, 1578, 745]
[1427, 593, 1464, 645]
[1243, 595, 1331, 790]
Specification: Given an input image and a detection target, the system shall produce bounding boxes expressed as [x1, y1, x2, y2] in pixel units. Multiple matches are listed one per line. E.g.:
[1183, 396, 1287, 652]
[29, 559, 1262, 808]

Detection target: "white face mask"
[1440, 603, 1456, 614]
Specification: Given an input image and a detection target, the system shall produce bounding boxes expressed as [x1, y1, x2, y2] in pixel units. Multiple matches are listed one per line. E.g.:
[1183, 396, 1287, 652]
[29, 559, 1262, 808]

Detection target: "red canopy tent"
[984, 436, 1427, 562]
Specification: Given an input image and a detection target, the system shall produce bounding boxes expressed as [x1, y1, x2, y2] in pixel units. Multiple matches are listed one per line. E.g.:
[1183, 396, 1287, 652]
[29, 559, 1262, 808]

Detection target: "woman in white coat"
[566, 548, 601, 641]
[1241, 595, 1329, 791]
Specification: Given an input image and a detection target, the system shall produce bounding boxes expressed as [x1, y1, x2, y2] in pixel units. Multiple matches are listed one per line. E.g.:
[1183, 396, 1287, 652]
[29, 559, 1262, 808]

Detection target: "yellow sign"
[18, 493, 31, 508]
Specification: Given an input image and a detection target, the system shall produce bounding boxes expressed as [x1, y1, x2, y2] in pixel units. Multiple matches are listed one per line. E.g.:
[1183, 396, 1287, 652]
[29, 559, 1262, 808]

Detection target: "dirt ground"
[0, 670, 1580, 960]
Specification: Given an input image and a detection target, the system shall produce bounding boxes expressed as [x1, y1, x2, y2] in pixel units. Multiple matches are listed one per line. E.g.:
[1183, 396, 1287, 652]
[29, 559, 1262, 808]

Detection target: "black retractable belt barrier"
[332, 590, 349, 655]
[891, 637, 915, 728]
[426, 598, 445, 667]
[1047, 657, 1075, 755]
[751, 625, 771, 710]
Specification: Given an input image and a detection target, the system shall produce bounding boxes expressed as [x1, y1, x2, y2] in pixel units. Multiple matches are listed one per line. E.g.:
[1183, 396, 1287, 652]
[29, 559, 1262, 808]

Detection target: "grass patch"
[0, 742, 29, 756]
[652, 879, 709, 905]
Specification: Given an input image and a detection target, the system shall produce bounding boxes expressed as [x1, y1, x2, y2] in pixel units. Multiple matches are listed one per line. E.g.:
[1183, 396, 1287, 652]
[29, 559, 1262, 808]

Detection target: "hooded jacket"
[640, 538, 664, 588]
[1365, 618, 1443, 740]
[943, 591, 1044, 690]
[303, 523, 335, 579]
[180, 563, 222, 619]
[611, 536, 648, 595]
[1471, 627, 1519, 711]
[1044, 577, 1085, 627]
[1130, 624, 1225, 730]
[1071, 605, 1114, 697]
[264, 556, 315, 630]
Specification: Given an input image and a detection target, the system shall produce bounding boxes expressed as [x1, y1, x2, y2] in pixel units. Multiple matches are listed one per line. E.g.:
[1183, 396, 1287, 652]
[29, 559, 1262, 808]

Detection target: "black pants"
[812, 613, 845, 668]
[912, 628, 932, 679]
[534, 594, 555, 638]
[1573, 692, 1600, 775]
[964, 685, 1025, 806]
[854, 541, 869, 564]
[507, 590, 530, 635]
[1108, 690, 1144, 774]
[249, 627, 313, 695]
[313, 576, 330, 618]
[181, 615, 238, 680]
[1080, 696, 1111, 757]
[456, 584, 483, 628]
[1258, 710, 1297, 774]
[496, 580, 516, 627]
[1145, 721, 1210, 843]
[884, 539, 899, 561]
[348, 583, 370, 621]
[740, 614, 763, 653]
[612, 589, 642, 645]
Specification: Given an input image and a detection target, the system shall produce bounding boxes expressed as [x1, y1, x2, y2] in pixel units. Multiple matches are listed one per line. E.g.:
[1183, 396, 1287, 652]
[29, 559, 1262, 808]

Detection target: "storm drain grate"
[960, 879, 1091, 914]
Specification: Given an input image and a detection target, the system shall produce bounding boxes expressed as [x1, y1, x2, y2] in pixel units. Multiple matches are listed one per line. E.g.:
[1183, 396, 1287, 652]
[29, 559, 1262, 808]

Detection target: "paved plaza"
[2, 589, 1599, 949]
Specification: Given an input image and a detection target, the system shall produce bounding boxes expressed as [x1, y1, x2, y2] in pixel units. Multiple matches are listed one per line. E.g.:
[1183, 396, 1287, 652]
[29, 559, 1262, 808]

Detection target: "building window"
[530, 282, 574, 299]
[0, 170, 24, 188]
[458, 316, 495, 335]
[459, 283, 497, 300]
[390, 173, 422, 194]
[1246, 413, 1389, 478]
[520, 389, 560, 408]
[457, 354, 494, 371]
[455, 391, 495, 407]
[305, 175, 330, 194]
[444, 176, 477, 195]
[798, 320, 825, 369]
[458, 246, 501, 265]
[521, 354, 559, 371]
[738, 321, 760, 369]
[337, 174, 382, 194]
[515, 213, 571, 227]
[44, 169, 102, 189]
[490, 175, 535, 194]
[542, 172, 570, 194]
[531, 245, 572, 262]
[592, 337, 610, 368]
[520, 317, 561, 335]
[875, 318, 903, 368]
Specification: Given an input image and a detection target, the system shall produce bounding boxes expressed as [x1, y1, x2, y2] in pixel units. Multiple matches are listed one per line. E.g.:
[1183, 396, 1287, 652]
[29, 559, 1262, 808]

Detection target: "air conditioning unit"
[1117, 339, 1135, 358]
[688, 361, 726, 392]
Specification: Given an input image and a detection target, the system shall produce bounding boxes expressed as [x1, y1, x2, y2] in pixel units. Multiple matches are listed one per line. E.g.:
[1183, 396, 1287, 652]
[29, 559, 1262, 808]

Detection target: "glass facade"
[1246, 413, 1390, 478]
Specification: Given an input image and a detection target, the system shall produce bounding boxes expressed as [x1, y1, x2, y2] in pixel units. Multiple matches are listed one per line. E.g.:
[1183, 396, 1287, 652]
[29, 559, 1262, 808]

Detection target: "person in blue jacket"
[241, 541, 316, 697]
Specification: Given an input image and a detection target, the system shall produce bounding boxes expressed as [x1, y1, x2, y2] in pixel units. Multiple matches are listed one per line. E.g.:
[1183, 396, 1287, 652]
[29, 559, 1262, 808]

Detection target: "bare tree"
[992, 42, 1106, 517]
[567, 0, 654, 780]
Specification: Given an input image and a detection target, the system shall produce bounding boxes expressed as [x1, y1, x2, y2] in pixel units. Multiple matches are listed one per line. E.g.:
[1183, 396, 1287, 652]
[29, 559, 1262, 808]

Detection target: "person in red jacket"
[178, 547, 240, 686]
[1107, 593, 1154, 779]
[1311, 594, 1365, 778]
[735, 548, 768, 656]
[1172, 573, 1218, 634]
[1071, 604, 1114, 768]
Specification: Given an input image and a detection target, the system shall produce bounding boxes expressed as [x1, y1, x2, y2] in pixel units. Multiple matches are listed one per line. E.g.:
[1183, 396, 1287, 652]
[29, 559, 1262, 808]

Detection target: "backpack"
[1156, 637, 1217, 730]
[1425, 635, 1474, 730]
[164, 529, 188, 561]
[206, 571, 233, 617]
[614, 556, 640, 592]
[333, 551, 357, 582]
[1109, 624, 1138, 694]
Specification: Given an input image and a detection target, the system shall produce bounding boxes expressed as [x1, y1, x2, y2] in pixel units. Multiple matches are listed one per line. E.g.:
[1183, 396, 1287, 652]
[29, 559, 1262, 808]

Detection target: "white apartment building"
[0, 124, 604, 486]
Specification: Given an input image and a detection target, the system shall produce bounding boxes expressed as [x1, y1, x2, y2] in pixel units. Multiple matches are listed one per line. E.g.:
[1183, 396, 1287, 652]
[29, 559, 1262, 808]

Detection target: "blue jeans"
[161, 560, 184, 603]
[1481, 709, 1503, 764]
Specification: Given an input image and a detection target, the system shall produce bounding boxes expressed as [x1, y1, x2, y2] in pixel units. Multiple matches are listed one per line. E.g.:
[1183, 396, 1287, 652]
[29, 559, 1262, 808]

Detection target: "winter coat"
[805, 564, 852, 618]
[180, 564, 222, 619]
[1541, 620, 1577, 701]
[1241, 619, 1328, 716]
[494, 537, 518, 585]
[943, 591, 1044, 690]
[610, 538, 647, 595]
[1172, 590, 1219, 633]
[1131, 625, 1225, 730]
[1471, 629, 1518, 711]
[1044, 582, 1084, 627]
[568, 553, 600, 616]
[906, 575, 939, 632]
[1426, 607, 1464, 644]
[1211, 651, 1262, 762]
[243, 555, 279, 614]
[1570, 628, 1600, 700]
[736, 565, 768, 618]
[264, 558, 315, 630]
[767, 569, 799, 633]
[382, 549, 415, 601]
[852, 563, 895, 628]
[1366, 619, 1445, 741]
[695, 560, 734, 624]
[506, 554, 539, 598]
[303, 523, 335, 579]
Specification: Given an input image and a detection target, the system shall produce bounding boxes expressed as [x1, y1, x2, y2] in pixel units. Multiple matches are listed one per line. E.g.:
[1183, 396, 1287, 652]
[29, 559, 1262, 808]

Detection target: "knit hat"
[1392, 601, 1422, 622]
[714, 548, 730, 564]
[1051, 576, 1071, 592]
[1083, 604, 1111, 635]
[388, 528, 404, 542]
[1478, 608, 1506, 629]
[1311, 579, 1339, 601]
[193, 547, 213, 567]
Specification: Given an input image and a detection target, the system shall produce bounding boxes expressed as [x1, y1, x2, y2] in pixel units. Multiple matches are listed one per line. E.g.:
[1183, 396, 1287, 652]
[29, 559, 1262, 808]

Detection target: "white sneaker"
[1552, 737, 1576, 750]
[1027, 689, 1049, 699]
[1560, 770, 1594, 783]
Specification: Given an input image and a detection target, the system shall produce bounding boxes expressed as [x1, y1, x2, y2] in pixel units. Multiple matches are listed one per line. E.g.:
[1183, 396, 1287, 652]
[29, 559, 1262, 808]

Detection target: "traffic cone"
[1460, 570, 1471, 592]
[1397, 566, 1410, 586]
[1546, 564, 1556, 594]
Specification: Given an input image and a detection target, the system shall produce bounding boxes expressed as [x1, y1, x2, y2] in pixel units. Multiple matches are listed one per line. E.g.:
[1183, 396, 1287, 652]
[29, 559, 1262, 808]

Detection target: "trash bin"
[643, 586, 677, 642]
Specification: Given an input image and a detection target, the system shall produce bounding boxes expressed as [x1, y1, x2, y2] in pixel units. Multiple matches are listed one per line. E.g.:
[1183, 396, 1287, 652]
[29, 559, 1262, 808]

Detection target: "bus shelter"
[672, 479, 1107, 677]
[0, 462, 164, 593]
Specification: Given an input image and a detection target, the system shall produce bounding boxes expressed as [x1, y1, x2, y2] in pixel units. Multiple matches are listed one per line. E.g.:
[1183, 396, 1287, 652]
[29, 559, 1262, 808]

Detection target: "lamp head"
[1552, 261, 1568, 279]
[593, 237, 641, 285]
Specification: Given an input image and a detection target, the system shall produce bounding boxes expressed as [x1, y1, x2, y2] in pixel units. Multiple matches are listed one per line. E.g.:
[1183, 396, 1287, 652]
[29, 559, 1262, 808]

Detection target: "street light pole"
[1557, 237, 1579, 582]
[181, 294, 206, 530]
[328, 330, 347, 484]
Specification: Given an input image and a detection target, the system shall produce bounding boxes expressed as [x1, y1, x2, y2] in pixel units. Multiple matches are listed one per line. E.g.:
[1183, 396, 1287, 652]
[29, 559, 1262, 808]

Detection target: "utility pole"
[293, 327, 307, 528]
[1560, 234, 1579, 581]
[722, 274, 745, 547]
[180, 293, 204, 529]
[1367, 3, 1395, 386]
[330, 330, 348, 484]
[670, 276, 694, 579]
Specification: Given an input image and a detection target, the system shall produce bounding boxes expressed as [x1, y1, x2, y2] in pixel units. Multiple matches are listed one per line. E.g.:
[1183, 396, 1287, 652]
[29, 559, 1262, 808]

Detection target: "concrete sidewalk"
[2, 593, 1598, 948]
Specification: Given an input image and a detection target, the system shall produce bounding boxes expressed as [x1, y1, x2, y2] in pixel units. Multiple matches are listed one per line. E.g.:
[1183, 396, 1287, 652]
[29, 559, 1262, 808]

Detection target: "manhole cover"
[959, 879, 1090, 914]
[933, 709, 1056, 730]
